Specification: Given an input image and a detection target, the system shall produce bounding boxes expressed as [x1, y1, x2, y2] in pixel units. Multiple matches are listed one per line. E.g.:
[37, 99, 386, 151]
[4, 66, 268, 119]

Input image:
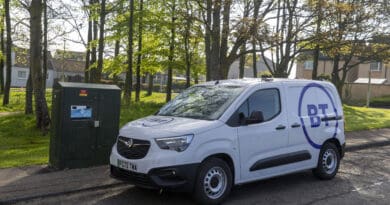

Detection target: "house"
[2, 48, 85, 88]
[2, 47, 55, 88]
[51, 50, 85, 83]
[296, 51, 390, 100]
[228, 56, 273, 79]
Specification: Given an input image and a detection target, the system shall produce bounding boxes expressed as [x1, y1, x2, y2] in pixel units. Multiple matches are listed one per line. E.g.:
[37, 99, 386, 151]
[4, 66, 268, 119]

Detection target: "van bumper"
[110, 163, 199, 192]
[341, 143, 346, 158]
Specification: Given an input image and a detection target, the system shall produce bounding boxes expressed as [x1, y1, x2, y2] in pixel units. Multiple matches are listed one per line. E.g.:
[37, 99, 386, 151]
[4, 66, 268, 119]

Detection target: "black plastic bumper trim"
[250, 150, 312, 172]
[110, 163, 199, 192]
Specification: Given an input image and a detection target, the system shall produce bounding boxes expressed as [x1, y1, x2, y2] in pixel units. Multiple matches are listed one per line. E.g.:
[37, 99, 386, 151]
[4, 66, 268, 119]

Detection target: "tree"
[258, 0, 312, 78]
[124, 0, 134, 105]
[183, 0, 191, 88]
[135, 0, 143, 102]
[0, 8, 4, 94]
[199, 0, 273, 80]
[30, 0, 50, 131]
[94, 0, 106, 83]
[166, 0, 176, 103]
[2, 0, 11, 106]
[42, 0, 48, 89]
[319, 0, 390, 95]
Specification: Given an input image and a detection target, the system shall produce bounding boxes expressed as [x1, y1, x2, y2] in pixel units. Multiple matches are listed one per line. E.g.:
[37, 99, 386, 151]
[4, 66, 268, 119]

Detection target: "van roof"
[199, 78, 327, 87]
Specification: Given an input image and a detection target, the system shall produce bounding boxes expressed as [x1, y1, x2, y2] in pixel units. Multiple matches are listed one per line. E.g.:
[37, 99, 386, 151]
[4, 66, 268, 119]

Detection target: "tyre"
[194, 158, 233, 205]
[313, 142, 340, 180]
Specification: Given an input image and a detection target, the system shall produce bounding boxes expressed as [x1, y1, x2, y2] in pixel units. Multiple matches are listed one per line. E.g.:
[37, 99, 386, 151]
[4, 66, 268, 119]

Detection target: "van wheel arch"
[202, 153, 235, 184]
[323, 138, 343, 158]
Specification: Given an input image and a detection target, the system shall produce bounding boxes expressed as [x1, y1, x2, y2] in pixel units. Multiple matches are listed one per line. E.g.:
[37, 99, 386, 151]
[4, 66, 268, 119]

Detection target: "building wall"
[296, 60, 359, 82]
[3, 66, 55, 88]
[357, 63, 389, 80]
[344, 83, 390, 100]
[228, 60, 268, 79]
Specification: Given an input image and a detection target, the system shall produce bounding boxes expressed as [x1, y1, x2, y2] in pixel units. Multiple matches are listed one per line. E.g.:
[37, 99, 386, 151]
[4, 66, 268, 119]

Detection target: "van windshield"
[157, 85, 245, 120]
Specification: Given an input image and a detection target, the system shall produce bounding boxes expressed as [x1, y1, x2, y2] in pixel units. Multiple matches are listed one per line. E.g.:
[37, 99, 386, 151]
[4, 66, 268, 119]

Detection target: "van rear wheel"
[194, 158, 232, 205]
[313, 142, 340, 180]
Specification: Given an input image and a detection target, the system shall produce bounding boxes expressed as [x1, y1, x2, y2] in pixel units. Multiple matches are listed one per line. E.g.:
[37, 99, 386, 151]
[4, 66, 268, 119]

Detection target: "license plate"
[117, 159, 137, 171]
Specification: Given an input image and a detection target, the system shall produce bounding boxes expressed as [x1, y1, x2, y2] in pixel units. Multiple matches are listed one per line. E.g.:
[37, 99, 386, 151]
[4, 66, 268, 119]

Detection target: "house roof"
[52, 59, 85, 73]
[298, 50, 333, 61]
[13, 47, 55, 70]
[354, 78, 387, 84]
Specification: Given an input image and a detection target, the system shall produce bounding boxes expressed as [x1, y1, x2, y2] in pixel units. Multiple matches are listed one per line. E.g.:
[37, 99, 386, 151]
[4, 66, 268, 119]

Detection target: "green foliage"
[258, 70, 273, 78]
[317, 73, 331, 81]
[370, 96, 390, 107]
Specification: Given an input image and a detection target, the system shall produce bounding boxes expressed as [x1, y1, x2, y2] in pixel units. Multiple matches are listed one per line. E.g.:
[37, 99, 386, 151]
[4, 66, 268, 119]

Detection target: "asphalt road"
[16, 145, 390, 205]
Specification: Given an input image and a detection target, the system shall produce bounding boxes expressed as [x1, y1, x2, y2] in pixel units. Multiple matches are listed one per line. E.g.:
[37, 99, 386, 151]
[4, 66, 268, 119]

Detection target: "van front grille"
[117, 136, 150, 159]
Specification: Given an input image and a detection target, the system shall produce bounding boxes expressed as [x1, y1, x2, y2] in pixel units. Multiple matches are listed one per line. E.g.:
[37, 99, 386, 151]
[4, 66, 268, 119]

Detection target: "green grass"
[0, 90, 389, 168]
[343, 105, 390, 132]
[0, 114, 49, 168]
[0, 88, 52, 112]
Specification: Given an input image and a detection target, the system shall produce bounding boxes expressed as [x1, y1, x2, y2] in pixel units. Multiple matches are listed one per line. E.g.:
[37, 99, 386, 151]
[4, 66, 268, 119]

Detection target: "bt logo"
[307, 104, 329, 128]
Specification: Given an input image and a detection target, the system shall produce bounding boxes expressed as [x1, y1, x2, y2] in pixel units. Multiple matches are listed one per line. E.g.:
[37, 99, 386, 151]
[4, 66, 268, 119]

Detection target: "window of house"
[370, 62, 381, 71]
[17, 71, 27, 79]
[304, 60, 313, 70]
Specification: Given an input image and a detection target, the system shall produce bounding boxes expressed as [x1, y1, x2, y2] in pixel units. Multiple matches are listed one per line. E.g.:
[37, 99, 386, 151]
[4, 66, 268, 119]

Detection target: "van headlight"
[155, 134, 194, 152]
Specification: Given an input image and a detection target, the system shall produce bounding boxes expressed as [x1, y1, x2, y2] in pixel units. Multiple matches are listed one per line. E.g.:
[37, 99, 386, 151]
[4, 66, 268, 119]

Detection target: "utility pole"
[366, 67, 372, 107]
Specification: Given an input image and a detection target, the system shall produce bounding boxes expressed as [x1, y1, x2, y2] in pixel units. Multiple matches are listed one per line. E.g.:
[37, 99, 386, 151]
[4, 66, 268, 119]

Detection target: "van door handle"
[291, 123, 301, 128]
[275, 125, 286, 130]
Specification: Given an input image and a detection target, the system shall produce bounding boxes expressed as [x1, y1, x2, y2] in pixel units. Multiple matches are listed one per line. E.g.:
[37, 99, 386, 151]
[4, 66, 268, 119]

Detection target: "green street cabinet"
[50, 82, 121, 169]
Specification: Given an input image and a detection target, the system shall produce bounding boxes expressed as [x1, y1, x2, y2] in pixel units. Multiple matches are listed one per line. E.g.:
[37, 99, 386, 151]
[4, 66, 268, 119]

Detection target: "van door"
[237, 88, 289, 181]
[286, 83, 341, 170]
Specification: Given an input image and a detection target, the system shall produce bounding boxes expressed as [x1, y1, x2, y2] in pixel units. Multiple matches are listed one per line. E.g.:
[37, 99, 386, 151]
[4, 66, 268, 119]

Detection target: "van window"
[227, 88, 281, 127]
[157, 85, 245, 120]
[248, 89, 280, 121]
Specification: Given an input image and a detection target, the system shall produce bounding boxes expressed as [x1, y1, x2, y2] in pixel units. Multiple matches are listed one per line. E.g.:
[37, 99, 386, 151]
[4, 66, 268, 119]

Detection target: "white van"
[110, 78, 345, 204]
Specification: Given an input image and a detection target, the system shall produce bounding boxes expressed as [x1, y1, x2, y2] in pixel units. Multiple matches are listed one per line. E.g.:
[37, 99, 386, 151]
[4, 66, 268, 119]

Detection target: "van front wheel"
[194, 158, 232, 205]
[313, 142, 340, 180]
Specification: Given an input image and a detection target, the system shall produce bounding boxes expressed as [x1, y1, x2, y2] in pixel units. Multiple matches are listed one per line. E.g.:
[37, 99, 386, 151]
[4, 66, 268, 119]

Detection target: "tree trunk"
[147, 73, 153, 96]
[124, 0, 134, 105]
[239, 45, 245, 78]
[42, 0, 48, 89]
[166, 0, 176, 103]
[90, 0, 98, 83]
[0, 18, 4, 94]
[135, 0, 143, 102]
[209, 0, 221, 81]
[84, 7, 92, 83]
[252, 43, 257, 78]
[219, 0, 231, 79]
[312, 1, 322, 80]
[331, 55, 343, 96]
[25, 73, 33, 114]
[112, 39, 120, 83]
[184, 0, 191, 88]
[95, 0, 106, 83]
[3, 0, 12, 106]
[30, 0, 50, 131]
[205, 0, 212, 81]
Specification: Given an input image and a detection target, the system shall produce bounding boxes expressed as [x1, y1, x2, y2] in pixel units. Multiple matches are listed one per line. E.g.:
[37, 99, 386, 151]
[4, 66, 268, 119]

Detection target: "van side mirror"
[245, 111, 264, 125]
